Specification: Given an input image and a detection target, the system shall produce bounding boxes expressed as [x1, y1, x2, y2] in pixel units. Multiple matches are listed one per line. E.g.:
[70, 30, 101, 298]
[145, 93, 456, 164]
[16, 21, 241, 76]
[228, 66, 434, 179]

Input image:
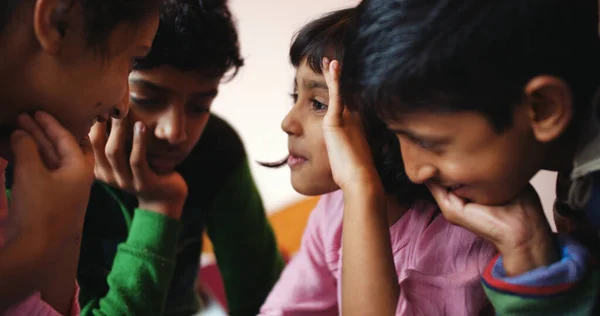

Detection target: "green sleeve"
[205, 159, 285, 316]
[79, 209, 181, 316]
[483, 269, 600, 315]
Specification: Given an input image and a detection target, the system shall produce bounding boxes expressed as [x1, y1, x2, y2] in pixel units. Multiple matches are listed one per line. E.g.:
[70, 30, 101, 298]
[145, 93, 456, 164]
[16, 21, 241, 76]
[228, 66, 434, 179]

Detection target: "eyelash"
[289, 93, 328, 113]
[130, 96, 209, 115]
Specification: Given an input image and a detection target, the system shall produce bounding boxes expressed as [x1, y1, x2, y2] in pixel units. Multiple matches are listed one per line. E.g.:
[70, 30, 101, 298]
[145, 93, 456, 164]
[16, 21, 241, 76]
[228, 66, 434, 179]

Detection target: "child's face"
[386, 107, 545, 205]
[127, 66, 221, 173]
[7, 12, 159, 144]
[282, 60, 338, 195]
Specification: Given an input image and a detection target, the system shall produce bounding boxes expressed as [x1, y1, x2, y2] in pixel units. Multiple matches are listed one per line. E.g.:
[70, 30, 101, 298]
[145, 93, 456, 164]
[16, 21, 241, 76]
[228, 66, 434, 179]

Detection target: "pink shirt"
[260, 190, 497, 315]
[4, 286, 80, 316]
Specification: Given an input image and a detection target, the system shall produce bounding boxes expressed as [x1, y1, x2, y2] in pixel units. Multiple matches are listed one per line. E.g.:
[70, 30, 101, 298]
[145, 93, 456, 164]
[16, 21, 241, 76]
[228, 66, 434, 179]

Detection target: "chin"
[291, 175, 338, 196]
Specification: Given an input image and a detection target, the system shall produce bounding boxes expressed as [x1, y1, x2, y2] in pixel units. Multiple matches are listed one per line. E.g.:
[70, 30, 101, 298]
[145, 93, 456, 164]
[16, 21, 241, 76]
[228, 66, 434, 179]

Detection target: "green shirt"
[76, 115, 284, 316]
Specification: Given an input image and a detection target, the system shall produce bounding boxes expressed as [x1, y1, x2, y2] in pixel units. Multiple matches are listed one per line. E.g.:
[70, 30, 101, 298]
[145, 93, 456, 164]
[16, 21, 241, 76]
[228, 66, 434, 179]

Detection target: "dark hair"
[133, 0, 244, 79]
[0, 0, 160, 49]
[262, 7, 431, 206]
[342, 0, 600, 132]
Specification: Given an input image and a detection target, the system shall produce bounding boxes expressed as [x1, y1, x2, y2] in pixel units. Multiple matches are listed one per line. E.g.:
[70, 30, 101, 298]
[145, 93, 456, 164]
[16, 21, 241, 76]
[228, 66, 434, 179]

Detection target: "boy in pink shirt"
[260, 8, 496, 315]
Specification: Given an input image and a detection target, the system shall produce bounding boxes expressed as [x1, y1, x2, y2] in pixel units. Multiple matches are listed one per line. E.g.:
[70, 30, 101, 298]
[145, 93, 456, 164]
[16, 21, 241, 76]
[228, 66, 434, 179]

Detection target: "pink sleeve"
[260, 195, 339, 316]
[396, 216, 497, 316]
[4, 282, 80, 316]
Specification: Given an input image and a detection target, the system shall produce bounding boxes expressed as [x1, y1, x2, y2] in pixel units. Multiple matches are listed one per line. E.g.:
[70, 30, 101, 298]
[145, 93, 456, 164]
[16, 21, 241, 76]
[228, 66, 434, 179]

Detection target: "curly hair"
[133, 0, 244, 80]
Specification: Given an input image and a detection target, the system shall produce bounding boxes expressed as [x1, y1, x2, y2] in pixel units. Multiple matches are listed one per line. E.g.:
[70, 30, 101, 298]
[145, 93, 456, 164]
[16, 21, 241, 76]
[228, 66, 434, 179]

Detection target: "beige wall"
[212, 0, 559, 223]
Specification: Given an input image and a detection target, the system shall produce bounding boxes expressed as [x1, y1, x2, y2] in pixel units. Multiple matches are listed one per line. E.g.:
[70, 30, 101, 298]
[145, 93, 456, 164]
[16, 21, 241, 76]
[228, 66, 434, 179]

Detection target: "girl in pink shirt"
[260, 8, 496, 315]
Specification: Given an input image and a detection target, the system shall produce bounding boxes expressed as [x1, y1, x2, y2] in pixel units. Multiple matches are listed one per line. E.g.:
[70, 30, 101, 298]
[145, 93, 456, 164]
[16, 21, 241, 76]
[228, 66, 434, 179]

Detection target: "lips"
[287, 150, 308, 168]
[147, 153, 185, 173]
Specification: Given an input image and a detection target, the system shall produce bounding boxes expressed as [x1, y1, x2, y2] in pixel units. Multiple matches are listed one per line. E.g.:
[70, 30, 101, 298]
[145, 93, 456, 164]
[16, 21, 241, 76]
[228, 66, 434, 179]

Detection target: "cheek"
[187, 116, 210, 146]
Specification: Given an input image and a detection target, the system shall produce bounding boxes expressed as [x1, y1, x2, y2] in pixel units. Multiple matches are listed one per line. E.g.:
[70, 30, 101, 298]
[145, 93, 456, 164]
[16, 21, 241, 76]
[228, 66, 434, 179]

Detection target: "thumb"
[10, 130, 45, 174]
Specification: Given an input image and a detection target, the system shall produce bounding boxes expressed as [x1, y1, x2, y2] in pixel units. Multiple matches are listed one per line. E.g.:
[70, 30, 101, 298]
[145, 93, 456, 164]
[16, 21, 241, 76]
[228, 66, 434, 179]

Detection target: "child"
[259, 8, 496, 315]
[0, 0, 159, 314]
[75, 1, 284, 315]
[341, 0, 600, 314]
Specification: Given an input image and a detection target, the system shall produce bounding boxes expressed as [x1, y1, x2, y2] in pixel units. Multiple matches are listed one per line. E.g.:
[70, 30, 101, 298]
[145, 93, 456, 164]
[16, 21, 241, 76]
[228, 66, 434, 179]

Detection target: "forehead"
[294, 61, 327, 89]
[129, 66, 222, 95]
[388, 110, 495, 136]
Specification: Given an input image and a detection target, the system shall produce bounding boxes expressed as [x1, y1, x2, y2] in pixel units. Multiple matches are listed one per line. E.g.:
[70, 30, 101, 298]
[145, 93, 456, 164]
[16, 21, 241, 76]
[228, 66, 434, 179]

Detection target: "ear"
[524, 75, 573, 143]
[33, 0, 75, 54]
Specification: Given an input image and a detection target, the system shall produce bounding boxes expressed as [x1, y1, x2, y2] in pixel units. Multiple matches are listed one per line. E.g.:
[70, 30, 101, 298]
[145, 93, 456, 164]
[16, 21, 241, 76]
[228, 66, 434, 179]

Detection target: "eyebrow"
[129, 78, 218, 98]
[388, 126, 448, 144]
[302, 78, 328, 90]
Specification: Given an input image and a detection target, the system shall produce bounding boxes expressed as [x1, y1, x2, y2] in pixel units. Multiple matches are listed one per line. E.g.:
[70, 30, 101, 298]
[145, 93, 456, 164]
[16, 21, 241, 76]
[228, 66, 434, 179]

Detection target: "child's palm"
[322, 60, 378, 190]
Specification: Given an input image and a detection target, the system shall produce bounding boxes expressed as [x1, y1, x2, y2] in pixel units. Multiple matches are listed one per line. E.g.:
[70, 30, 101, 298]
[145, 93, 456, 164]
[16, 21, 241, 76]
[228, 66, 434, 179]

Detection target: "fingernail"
[135, 122, 144, 134]
[323, 57, 330, 67]
[332, 61, 339, 70]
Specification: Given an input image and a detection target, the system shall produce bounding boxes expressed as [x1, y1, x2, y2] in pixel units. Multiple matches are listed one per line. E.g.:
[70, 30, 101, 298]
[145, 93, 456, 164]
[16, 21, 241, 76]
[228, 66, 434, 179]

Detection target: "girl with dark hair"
[0, 0, 160, 314]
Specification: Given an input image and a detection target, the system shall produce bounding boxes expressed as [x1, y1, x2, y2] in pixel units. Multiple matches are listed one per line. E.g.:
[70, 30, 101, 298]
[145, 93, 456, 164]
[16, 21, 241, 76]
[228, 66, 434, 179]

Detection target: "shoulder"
[304, 191, 345, 252]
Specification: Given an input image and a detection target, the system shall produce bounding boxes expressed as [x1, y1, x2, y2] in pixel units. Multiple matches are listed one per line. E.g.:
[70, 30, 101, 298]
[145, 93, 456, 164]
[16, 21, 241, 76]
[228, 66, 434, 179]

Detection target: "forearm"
[0, 233, 46, 312]
[80, 209, 180, 316]
[341, 181, 399, 316]
[38, 226, 82, 315]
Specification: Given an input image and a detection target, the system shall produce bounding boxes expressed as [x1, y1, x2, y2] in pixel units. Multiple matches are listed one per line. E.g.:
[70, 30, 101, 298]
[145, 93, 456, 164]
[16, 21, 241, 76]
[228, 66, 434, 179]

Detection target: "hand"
[322, 58, 382, 193]
[90, 118, 188, 219]
[427, 182, 558, 276]
[8, 111, 95, 249]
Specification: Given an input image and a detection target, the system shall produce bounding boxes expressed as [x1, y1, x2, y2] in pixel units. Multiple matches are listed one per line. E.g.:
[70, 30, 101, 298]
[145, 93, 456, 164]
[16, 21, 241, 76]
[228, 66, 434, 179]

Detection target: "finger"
[17, 113, 60, 169]
[426, 182, 467, 224]
[89, 122, 111, 176]
[33, 111, 85, 167]
[105, 117, 132, 186]
[426, 182, 503, 243]
[322, 58, 344, 123]
[10, 130, 45, 175]
[130, 121, 153, 187]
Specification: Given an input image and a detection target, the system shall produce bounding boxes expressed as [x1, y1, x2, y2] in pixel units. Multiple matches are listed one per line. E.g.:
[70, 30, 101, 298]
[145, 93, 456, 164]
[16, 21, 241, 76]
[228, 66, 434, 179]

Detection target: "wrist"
[340, 168, 384, 196]
[138, 198, 185, 220]
[502, 234, 559, 276]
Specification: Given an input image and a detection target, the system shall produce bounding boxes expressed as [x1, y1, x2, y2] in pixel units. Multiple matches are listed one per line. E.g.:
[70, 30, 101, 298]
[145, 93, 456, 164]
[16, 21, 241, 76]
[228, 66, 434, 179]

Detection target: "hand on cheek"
[426, 182, 558, 276]
[89, 118, 188, 219]
[322, 58, 381, 194]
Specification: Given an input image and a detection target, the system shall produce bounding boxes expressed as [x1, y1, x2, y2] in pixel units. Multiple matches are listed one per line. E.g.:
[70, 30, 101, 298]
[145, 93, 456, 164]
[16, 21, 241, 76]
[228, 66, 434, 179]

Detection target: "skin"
[90, 66, 222, 219]
[0, 0, 158, 312]
[383, 75, 576, 276]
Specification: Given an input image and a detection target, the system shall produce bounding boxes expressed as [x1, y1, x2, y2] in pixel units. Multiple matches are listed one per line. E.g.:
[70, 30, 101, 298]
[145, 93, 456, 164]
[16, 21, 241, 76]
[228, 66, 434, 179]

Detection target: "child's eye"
[310, 99, 328, 112]
[190, 104, 210, 115]
[130, 96, 159, 108]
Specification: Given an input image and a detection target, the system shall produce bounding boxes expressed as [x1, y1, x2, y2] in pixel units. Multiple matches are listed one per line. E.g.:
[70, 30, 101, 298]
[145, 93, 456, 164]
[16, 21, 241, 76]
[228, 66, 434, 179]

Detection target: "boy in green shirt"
[76, 0, 284, 315]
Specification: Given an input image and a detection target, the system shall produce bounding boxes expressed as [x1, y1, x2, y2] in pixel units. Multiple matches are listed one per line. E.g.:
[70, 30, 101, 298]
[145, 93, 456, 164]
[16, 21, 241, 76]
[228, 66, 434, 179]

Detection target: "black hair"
[262, 7, 431, 206]
[342, 0, 600, 132]
[133, 0, 244, 79]
[0, 0, 160, 49]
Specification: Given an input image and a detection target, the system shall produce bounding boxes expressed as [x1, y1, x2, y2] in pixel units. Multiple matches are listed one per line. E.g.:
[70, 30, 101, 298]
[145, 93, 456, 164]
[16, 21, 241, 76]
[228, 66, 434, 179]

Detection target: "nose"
[400, 142, 437, 184]
[111, 82, 130, 119]
[155, 106, 187, 145]
[281, 105, 302, 136]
